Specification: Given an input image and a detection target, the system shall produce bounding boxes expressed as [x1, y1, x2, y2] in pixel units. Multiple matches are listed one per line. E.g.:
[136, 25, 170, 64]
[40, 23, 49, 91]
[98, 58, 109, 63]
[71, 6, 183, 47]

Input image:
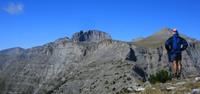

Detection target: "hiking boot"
[177, 70, 185, 79]
[171, 74, 178, 81]
[176, 74, 180, 79]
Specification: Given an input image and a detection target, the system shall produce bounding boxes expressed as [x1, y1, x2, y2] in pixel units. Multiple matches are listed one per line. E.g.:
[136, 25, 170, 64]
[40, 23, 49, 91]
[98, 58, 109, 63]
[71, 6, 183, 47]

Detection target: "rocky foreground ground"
[119, 76, 200, 94]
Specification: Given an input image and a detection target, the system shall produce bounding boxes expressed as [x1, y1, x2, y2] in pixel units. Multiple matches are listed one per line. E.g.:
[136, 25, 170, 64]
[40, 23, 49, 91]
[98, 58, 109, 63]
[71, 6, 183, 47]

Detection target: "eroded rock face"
[0, 30, 200, 94]
[71, 30, 112, 43]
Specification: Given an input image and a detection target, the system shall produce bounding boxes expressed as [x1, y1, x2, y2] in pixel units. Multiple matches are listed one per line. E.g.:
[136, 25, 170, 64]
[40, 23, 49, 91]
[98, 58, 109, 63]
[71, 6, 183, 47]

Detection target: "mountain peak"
[133, 28, 194, 48]
[71, 30, 112, 43]
[154, 28, 171, 35]
[0, 47, 24, 55]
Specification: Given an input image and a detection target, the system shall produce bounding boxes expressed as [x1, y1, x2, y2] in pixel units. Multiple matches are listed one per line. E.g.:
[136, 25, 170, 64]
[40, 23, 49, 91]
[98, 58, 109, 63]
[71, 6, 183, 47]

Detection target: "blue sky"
[0, 0, 200, 50]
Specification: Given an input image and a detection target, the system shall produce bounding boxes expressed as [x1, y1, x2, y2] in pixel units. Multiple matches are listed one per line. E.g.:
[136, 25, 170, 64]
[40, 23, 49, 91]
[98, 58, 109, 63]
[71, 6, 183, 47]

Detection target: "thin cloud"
[3, 2, 24, 15]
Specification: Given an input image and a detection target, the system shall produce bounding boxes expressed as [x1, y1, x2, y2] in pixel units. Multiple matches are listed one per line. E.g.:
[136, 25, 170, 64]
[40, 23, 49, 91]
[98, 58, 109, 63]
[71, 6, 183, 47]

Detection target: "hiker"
[165, 29, 188, 79]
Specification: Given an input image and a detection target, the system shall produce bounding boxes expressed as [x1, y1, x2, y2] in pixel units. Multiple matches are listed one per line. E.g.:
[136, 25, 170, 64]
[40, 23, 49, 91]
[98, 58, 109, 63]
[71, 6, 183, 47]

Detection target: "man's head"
[170, 28, 178, 35]
[172, 29, 177, 34]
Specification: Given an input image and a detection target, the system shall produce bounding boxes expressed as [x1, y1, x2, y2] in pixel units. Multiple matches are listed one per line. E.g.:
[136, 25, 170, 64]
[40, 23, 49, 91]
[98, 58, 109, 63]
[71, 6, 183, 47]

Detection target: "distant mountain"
[132, 37, 144, 42]
[0, 29, 200, 94]
[0, 47, 25, 55]
[133, 28, 197, 48]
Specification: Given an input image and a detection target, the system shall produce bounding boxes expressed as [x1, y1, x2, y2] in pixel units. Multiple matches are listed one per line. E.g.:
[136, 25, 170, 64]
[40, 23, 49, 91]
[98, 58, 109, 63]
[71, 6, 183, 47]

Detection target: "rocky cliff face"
[0, 29, 200, 94]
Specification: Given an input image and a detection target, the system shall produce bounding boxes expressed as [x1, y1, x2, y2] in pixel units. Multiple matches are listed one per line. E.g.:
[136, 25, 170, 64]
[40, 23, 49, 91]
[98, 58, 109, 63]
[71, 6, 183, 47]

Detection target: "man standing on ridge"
[165, 29, 188, 79]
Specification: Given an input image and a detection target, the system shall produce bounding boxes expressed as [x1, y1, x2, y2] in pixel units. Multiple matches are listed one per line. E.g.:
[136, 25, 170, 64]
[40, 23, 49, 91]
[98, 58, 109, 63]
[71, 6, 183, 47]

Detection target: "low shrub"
[149, 70, 171, 84]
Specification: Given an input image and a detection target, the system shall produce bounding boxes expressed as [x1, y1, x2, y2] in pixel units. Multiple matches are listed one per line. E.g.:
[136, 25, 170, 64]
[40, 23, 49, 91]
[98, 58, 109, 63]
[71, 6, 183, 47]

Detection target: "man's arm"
[165, 37, 172, 52]
[180, 37, 188, 51]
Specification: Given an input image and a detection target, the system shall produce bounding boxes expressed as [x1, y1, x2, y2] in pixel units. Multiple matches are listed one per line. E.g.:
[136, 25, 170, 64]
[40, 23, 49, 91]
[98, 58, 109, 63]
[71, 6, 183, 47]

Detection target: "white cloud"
[3, 2, 24, 15]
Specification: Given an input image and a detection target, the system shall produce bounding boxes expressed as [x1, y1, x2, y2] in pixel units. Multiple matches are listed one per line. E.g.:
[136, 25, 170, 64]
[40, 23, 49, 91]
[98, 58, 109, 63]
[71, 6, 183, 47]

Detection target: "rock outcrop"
[71, 30, 112, 43]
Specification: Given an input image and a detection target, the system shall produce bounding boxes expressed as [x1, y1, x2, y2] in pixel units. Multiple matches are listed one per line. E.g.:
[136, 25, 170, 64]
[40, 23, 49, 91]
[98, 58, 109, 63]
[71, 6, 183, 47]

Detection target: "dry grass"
[183, 81, 200, 90]
[137, 79, 200, 94]
[117, 76, 200, 94]
[140, 88, 167, 94]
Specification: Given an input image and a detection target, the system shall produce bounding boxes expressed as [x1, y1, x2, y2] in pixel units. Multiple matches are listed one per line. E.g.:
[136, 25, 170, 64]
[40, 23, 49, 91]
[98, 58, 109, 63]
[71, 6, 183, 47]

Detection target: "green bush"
[149, 70, 171, 84]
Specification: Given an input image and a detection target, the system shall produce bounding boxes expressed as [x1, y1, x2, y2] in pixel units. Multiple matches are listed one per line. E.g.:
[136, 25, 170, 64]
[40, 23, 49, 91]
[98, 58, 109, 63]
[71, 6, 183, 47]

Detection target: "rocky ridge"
[0, 29, 200, 94]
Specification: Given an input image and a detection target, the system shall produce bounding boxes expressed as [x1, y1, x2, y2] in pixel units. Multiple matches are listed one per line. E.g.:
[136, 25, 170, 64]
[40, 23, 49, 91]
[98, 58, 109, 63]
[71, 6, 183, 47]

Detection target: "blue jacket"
[165, 32, 188, 61]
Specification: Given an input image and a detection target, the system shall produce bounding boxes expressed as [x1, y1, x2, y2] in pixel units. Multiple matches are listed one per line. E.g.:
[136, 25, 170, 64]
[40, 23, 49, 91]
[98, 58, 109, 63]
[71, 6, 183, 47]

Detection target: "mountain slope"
[0, 29, 200, 94]
[133, 28, 197, 48]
